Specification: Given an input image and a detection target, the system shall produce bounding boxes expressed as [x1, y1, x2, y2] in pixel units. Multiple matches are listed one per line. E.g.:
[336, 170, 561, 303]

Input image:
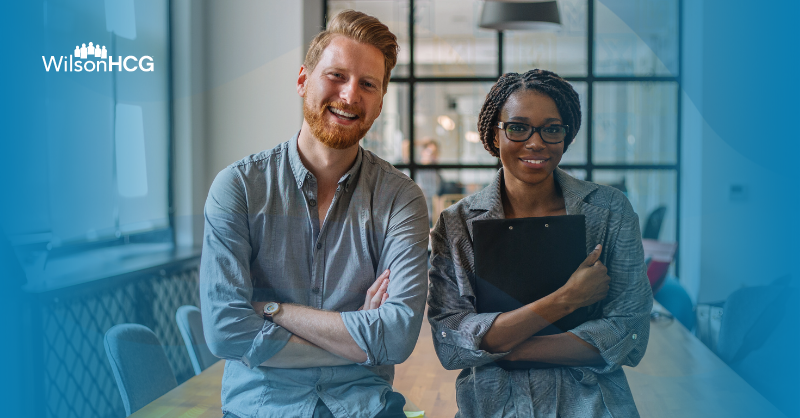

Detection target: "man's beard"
[303, 99, 373, 150]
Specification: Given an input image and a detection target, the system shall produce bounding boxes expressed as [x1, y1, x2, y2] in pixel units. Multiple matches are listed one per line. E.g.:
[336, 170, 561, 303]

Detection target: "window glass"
[503, 0, 588, 77]
[592, 82, 678, 164]
[421, 168, 497, 225]
[414, 0, 498, 77]
[594, 0, 679, 76]
[594, 169, 677, 241]
[560, 81, 588, 165]
[413, 82, 496, 164]
[20, 0, 171, 246]
[360, 83, 409, 164]
[328, 0, 410, 77]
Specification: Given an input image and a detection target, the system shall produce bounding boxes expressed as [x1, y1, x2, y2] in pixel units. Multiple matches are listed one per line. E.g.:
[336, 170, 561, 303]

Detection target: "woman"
[427, 69, 652, 417]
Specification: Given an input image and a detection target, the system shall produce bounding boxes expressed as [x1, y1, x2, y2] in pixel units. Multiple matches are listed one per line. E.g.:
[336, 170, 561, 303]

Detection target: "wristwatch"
[262, 302, 281, 321]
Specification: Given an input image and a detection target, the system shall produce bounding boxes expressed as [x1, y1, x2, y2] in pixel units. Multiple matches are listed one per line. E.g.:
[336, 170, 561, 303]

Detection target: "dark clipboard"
[473, 215, 592, 369]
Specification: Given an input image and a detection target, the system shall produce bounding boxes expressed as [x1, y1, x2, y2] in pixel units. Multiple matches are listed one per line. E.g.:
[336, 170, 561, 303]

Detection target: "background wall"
[679, 0, 800, 303]
[173, 0, 320, 248]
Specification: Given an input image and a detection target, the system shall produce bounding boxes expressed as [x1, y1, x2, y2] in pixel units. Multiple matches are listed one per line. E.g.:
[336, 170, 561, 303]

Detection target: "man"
[199, 10, 430, 418]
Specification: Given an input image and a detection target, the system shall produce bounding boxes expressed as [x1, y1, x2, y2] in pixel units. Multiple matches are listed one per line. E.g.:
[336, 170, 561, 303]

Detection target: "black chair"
[642, 206, 667, 240]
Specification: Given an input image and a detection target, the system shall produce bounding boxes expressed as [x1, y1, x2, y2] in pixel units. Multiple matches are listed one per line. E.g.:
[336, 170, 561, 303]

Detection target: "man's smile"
[328, 107, 359, 120]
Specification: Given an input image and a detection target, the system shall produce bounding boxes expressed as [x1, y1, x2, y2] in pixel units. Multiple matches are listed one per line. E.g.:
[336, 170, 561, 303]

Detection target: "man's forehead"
[318, 36, 384, 80]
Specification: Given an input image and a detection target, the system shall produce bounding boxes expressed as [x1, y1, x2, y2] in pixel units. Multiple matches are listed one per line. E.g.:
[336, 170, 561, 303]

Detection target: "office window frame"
[323, 0, 682, 254]
[12, 0, 176, 260]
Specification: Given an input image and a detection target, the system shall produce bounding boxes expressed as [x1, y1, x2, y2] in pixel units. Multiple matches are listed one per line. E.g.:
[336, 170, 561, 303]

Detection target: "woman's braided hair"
[478, 69, 581, 157]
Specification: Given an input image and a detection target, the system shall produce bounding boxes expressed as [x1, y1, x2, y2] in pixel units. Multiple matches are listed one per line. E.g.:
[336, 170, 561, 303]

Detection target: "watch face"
[264, 302, 280, 315]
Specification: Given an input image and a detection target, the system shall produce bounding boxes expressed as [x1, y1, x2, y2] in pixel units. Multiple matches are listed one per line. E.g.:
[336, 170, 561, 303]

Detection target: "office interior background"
[1, 0, 799, 417]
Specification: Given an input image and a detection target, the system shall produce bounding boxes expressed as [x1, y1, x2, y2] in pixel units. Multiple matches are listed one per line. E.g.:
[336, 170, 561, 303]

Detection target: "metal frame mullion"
[586, 0, 595, 181]
[407, 0, 416, 179]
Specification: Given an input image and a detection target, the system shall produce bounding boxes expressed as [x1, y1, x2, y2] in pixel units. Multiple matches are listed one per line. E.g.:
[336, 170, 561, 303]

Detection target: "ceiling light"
[479, 1, 561, 31]
[438, 115, 456, 131]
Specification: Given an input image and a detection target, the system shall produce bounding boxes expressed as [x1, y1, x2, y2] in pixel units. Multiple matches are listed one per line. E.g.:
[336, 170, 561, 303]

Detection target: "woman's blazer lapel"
[556, 169, 612, 265]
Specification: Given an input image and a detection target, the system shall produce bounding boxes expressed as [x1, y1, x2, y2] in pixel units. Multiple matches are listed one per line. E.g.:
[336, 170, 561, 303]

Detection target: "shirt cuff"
[340, 310, 383, 366]
[434, 312, 510, 364]
[240, 320, 293, 368]
[568, 325, 641, 373]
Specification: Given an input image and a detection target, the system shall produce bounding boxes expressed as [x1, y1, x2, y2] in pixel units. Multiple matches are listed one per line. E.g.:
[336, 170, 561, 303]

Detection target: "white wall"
[173, 0, 318, 247]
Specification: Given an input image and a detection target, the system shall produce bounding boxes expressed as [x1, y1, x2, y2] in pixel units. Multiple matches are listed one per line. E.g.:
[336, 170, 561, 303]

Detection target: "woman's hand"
[559, 244, 610, 309]
[359, 269, 390, 310]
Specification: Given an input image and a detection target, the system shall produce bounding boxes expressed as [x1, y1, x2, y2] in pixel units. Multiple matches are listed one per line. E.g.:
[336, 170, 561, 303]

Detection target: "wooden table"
[127, 360, 430, 418]
[131, 307, 783, 418]
[624, 304, 785, 418]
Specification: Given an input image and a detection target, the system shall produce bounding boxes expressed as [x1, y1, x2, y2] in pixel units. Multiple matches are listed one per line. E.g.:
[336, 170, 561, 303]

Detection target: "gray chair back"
[104, 324, 177, 416]
[176, 305, 219, 375]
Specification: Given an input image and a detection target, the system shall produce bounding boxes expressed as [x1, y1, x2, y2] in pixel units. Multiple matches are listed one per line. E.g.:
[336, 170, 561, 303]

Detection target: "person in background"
[427, 69, 652, 417]
[415, 137, 442, 225]
[200, 10, 430, 418]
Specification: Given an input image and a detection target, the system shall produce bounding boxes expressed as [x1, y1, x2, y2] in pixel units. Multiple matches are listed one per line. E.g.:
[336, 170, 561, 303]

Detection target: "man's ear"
[297, 66, 308, 97]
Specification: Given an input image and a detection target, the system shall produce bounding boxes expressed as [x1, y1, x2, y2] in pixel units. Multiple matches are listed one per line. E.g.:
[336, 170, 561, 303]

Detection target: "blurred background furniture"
[653, 276, 695, 330]
[642, 206, 667, 240]
[642, 239, 678, 294]
[104, 324, 178, 416]
[716, 285, 799, 417]
[432, 194, 467, 225]
[176, 305, 219, 375]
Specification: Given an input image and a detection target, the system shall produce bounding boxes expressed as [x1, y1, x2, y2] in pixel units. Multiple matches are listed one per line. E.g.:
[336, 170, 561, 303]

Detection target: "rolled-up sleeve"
[427, 214, 509, 370]
[199, 167, 292, 368]
[340, 182, 430, 366]
[569, 197, 653, 374]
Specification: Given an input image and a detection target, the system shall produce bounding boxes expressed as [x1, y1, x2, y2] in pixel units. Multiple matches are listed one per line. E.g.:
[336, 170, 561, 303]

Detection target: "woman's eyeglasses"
[497, 121, 569, 144]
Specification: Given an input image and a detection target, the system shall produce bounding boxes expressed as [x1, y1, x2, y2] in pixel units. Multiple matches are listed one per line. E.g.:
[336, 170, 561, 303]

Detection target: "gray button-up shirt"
[200, 134, 429, 418]
[428, 168, 652, 418]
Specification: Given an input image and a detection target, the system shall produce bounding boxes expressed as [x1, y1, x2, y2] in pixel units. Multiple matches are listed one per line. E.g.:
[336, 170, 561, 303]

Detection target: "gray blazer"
[428, 168, 653, 418]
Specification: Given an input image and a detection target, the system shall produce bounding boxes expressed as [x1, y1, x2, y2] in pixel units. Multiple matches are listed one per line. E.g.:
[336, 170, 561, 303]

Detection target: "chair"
[642, 239, 677, 294]
[104, 324, 178, 416]
[432, 194, 466, 225]
[176, 305, 219, 375]
[716, 285, 799, 416]
[642, 206, 667, 240]
[653, 276, 695, 330]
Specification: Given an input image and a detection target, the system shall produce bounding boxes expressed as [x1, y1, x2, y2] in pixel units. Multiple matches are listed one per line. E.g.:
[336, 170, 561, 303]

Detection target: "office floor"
[393, 313, 460, 418]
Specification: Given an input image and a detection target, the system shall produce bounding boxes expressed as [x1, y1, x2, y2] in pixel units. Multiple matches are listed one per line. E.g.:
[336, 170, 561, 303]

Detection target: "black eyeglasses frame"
[496, 121, 570, 144]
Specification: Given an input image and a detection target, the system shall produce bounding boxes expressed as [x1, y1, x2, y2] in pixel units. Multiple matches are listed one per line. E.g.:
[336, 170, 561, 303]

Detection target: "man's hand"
[253, 269, 391, 316]
[359, 269, 390, 310]
[252, 269, 393, 364]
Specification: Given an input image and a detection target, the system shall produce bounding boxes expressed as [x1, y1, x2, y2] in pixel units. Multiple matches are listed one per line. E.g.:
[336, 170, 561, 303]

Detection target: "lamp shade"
[479, 1, 561, 31]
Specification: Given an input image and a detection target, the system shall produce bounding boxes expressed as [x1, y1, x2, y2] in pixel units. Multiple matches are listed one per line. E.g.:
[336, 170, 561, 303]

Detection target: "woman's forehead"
[501, 89, 560, 119]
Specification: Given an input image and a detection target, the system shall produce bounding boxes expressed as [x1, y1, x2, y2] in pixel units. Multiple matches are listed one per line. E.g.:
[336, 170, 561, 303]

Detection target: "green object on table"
[404, 411, 424, 417]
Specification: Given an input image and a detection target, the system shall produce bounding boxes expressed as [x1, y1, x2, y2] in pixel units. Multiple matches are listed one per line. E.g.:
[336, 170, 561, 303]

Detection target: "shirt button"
[632, 334, 638, 340]
[316, 385, 322, 391]
[312, 287, 320, 294]
[316, 243, 322, 249]
[309, 199, 317, 207]
[441, 331, 447, 338]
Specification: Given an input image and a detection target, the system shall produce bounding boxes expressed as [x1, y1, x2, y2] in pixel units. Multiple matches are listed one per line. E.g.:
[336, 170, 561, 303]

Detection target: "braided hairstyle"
[478, 69, 581, 157]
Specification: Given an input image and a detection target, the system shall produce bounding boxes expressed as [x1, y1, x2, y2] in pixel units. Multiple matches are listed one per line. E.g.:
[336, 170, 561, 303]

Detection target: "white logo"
[42, 42, 154, 72]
